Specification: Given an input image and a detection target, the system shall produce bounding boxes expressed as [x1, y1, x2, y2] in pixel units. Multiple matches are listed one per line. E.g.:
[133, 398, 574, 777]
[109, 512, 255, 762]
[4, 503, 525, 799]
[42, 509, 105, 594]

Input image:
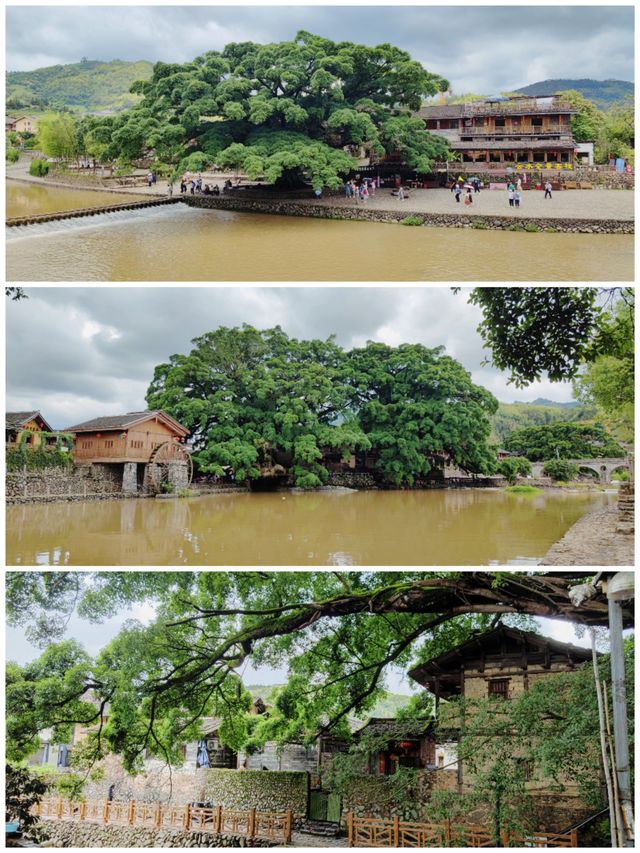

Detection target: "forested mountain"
[6, 59, 154, 113]
[491, 400, 597, 445]
[514, 78, 633, 109]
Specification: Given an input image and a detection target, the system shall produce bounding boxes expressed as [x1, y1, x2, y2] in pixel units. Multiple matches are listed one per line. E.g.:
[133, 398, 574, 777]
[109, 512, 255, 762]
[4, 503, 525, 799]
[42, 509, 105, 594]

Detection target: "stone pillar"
[122, 462, 138, 496]
[167, 463, 189, 492]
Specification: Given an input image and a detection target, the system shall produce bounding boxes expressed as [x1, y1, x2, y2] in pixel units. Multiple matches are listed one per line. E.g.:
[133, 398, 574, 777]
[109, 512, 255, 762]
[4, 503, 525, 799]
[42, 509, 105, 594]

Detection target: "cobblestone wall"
[38, 820, 276, 847]
[203, 770, 308, 818]
[186, 196, 633, 234]
[327, 471, 377, 489]
[6, 463, 123, 504]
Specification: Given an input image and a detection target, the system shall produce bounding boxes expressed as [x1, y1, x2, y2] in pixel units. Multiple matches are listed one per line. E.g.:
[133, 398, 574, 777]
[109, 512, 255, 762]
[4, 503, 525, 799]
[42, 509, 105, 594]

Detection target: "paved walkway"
[290, 832, 348, 847]
[540, 504, 633, 565]
[314, 186, 634, 221]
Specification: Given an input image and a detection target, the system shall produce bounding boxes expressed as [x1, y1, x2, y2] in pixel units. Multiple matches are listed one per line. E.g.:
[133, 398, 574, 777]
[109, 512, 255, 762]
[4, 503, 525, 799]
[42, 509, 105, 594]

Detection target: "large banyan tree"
[80, 32, 450, 188]
[145, 325, 499, 487]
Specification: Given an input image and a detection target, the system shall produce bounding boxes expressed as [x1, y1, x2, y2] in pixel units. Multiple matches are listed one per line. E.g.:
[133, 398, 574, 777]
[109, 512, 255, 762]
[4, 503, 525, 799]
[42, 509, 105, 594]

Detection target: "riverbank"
[6, 168, 634, 234]
[540, 504, 633, 566]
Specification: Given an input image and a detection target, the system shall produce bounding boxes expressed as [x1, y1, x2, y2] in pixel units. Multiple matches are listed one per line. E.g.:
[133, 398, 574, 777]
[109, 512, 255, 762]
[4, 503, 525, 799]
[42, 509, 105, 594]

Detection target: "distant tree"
[497, 457, 531, 484]
[542, 459, 580, 481]
[505, 422, 625, 461]
[37, 112, 82, 163]
[5, 287, 27, 300]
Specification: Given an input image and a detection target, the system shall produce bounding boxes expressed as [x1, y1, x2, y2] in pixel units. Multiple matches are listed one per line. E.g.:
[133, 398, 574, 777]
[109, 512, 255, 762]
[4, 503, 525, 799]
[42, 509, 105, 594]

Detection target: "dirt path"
[540, 504, 633, 565]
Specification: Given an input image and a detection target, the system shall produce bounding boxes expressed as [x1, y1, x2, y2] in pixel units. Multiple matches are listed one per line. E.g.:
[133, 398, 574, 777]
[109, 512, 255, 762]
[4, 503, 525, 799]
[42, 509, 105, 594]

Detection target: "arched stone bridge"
[531, 457, 631, 483]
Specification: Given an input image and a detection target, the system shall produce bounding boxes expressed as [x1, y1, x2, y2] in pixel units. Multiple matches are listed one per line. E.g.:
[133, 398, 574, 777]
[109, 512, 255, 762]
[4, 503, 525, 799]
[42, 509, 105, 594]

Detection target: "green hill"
[246, 684, 412, 720]
[514, 78, 633, 110]
[492, 400, 597, 445]
[6, 59, 154, 113]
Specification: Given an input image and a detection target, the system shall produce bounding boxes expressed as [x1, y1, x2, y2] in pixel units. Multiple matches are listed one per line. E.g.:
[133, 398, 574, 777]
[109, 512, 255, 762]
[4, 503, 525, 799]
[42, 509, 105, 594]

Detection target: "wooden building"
[66, 410, 191, 495]
[354, 717, 435, 776]
[408, 624, 595, 830]
[6, 411, 55, 448]
[418, 95, 579, 171]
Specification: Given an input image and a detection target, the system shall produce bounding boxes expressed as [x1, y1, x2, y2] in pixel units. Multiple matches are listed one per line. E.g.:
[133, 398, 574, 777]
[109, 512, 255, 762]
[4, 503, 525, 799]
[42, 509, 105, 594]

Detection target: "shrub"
[6, 148, 19, 163]
[29, 159, 49, 177]
[612, 470, 630, 481]
[401, 216, 423, 226]
[505, 485, 542, 494]
[471, 220, 488, 230]
[543, 459, 580, 481]
[524, 223, 539, 233]
[497, 458, 521, 484]
[6, 446, 72, 471]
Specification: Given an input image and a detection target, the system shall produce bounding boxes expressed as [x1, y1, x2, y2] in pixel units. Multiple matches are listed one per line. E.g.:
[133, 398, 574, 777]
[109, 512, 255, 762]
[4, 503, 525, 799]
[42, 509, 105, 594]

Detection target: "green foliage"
[29, 158, 49, 177]
[6, 445, 73, 471]
[524, 223, 538, 233]
[6, 572, 551, 774]
[401, 216, 423, 226]
[505, 422, 625, 461]
[497, 456, 531, 484]
[574, 289, 634, 441]
[146, 325, 497, 487]
[37, 112, 82, 160]
[504, 484, 542, 494]
[491, 400, 596, 445]
[6, 147, 19, 163]
[464, 287, 630, 386]
[6, 764, 49, 839]
[83, 32, 450, 183]
[542, 459, 580, 481]
[7, 59, 154, 113]
[471, 220, 488, 229]
[449, 639, 634, 832]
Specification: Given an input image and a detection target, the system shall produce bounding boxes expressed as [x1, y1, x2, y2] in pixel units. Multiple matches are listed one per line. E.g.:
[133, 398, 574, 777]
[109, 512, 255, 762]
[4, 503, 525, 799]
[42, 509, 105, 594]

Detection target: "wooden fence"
[32, 798, 293, 844]
[347, 814, 577, 848]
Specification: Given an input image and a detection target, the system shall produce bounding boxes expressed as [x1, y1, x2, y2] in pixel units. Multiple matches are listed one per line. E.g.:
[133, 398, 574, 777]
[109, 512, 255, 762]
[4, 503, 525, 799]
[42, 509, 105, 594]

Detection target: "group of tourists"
[344, 177, 377, 202]
[506, 180, 522, 208]
[167, 174, 228, 197]
[450, 176, 482, 206]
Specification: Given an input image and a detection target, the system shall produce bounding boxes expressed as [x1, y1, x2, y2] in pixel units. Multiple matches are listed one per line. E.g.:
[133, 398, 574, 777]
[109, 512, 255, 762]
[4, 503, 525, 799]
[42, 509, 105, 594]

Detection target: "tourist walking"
[180, 179, 187, 194]
[344, 181, 352, 198]
[544, 180, 553, 199]
[516, 177, 522, 193]
[464, 187, 473, 205]
[360, 182, 369, 202]
[514, 189, 521, 208]
[454, 184, 462, 203]
[397, 184, 405, 200]
[147, 172, 153, 188]
[507, 184, 515, 207]
[167, 181, 173, 197]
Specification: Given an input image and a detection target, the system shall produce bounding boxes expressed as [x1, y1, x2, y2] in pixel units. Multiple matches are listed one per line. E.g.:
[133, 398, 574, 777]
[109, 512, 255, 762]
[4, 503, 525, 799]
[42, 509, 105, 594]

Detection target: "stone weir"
[6, 196, 181, 227]
[183, 195, 633, 234]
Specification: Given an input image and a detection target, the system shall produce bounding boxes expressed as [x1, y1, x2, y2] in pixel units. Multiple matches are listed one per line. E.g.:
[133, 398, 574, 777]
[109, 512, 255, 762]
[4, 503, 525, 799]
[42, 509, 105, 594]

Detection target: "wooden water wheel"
[147, 440, 193, 493]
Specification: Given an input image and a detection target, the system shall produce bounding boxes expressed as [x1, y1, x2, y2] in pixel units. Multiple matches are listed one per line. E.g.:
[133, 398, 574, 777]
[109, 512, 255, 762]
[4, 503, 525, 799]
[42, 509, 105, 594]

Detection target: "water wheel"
[147, 440, 193, 493]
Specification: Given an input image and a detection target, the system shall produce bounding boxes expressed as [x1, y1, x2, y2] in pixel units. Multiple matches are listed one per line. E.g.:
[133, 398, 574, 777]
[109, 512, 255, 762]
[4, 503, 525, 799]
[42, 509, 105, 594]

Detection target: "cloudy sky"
[6, 286, 582, 430]
[6, 5, 634, 94]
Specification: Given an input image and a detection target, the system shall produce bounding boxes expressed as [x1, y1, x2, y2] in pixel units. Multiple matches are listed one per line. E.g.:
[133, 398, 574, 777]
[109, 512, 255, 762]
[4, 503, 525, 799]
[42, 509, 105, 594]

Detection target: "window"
[104, 440, 114, 448]
[130, 440, 144, 449]
[81, 441, 92, 449]
[495, 118, 505, 127]
[488, 678, 510, 699]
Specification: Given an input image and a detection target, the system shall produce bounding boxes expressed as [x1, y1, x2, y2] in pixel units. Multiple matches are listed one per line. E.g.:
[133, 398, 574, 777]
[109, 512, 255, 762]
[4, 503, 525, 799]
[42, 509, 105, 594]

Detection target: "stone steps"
[617, 482, 634, 533]
[297, 819, 342, 838]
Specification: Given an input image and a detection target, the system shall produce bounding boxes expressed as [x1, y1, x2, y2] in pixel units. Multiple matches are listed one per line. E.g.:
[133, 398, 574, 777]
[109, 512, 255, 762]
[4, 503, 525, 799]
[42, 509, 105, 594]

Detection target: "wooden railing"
[347, 814, 577, 848]
[32, 798, 293, 844]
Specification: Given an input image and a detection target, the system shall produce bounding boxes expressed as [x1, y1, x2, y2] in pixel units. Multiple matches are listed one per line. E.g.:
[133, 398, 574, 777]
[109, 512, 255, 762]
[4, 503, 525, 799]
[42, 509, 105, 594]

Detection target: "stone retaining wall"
[6, 464, 124, 504]
[38, 820, 275, 848]
[327, 471, 377, 489]
[185, 196, 633, 234]
[203, 770, 308, 818]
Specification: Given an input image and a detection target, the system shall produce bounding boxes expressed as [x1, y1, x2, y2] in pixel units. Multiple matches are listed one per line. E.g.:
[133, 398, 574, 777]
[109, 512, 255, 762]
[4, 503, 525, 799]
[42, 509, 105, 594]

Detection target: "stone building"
[418, 95, 579, 172]
[66, 410, 191, 495]
[408, 623, 595, 829]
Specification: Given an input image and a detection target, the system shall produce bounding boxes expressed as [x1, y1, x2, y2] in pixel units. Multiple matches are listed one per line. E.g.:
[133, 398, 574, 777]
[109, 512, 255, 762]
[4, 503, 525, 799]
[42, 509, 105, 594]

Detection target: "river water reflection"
[6, 180, 141, 218]
[6, 489, 611, 566]
[6, 184, 632, 281]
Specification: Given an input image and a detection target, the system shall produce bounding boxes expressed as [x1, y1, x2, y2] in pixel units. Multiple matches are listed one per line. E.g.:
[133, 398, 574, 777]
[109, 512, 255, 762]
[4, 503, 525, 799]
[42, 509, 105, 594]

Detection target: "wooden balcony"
[463, 127, 573, 138]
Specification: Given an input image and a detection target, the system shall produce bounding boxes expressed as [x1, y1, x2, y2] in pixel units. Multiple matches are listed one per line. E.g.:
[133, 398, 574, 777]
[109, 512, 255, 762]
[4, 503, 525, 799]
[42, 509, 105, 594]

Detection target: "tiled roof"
[6, 411, 53, 431]
[66, 410, 189, 436]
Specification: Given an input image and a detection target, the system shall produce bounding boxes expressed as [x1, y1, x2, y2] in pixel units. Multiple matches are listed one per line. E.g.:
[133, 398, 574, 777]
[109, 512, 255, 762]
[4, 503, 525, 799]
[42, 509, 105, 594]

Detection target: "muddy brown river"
[6, 489, 612, 566]
[5, 182, 633, 281]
